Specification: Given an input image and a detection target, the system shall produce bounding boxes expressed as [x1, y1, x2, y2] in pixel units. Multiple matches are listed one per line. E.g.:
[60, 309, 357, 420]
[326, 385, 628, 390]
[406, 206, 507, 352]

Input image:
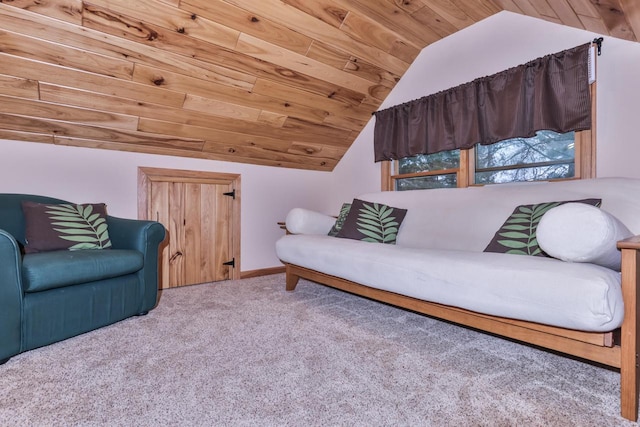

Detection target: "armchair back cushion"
[0, 194, 67, 245]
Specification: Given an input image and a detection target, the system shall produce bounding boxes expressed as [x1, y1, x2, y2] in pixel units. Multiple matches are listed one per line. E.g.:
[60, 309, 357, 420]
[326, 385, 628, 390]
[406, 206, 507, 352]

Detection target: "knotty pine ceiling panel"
[0, 0, 638, 170]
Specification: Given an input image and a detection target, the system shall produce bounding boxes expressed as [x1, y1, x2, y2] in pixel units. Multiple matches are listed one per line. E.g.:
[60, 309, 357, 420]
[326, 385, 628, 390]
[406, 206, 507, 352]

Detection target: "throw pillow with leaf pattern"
[328, 202, 352, 237]
[335, 199, 407, 244]
[483, 198, 601, 256]
[22, 201, 113, 254]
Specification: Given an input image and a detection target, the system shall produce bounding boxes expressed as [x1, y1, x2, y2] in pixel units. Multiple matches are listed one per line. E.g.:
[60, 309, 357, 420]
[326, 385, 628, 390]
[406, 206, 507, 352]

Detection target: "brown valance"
[373, 43, 592, 162]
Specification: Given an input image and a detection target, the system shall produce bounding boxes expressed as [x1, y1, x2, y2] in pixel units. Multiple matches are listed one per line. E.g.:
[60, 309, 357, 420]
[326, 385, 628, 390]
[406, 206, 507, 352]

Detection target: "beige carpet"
[0, 274, 637, 426]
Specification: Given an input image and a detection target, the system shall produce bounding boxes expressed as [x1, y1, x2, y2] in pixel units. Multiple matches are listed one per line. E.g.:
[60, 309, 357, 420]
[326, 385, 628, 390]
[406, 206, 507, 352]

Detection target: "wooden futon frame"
[284, 235, 640, 421]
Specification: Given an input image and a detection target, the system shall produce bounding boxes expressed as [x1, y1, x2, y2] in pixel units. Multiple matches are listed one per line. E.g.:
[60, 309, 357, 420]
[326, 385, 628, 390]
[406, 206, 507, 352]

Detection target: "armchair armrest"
[0, 229, 24, 361]
[107, 216, 166, 252]
[106, 216, 166, 312]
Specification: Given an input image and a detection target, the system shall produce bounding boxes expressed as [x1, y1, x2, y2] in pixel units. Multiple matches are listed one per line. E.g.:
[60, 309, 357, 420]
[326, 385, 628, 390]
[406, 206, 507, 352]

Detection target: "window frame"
[381, 83, 597, 191]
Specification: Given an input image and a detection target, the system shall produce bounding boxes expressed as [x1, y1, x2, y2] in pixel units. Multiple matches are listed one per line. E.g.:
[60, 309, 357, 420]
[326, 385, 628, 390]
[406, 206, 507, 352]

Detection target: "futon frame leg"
[620, 248, 640, 421]
[285, 265, 300, 291]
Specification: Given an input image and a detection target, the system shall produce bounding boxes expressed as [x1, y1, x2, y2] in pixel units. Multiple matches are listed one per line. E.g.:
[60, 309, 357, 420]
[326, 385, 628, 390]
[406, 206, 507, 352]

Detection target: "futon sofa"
[0, 194, 166, 364]
[276, 177, 640, 421]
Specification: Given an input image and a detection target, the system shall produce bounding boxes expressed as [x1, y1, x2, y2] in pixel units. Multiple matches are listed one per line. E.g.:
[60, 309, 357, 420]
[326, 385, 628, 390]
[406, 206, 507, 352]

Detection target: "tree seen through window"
[394, 131, 575, 190]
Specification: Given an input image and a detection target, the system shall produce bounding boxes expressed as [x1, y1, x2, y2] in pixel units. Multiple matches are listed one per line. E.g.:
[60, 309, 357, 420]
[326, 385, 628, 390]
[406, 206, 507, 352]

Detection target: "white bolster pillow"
[285, 208, 336, 235]
[537, 203, 633, 271]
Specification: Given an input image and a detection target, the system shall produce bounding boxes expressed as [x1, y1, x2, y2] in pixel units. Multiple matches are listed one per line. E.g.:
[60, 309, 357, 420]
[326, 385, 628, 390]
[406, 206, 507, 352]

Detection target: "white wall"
[332, 11, 640, 200]
[0, 139, 332, 271]
[2, 11, 639, 271]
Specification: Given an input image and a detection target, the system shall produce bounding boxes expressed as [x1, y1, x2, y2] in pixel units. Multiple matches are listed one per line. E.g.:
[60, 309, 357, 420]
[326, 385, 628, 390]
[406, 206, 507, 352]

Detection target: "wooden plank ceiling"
[0, 0, 639, 170]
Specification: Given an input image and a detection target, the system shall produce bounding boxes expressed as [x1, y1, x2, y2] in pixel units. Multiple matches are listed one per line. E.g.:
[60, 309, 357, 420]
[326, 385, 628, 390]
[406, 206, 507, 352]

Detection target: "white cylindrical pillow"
[285, 208, 336, 235]
[537, 203, 633, 271]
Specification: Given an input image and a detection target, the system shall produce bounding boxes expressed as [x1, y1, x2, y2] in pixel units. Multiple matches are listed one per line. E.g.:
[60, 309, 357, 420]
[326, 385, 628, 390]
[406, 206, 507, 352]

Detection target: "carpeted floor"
[0, 274, 637, 426]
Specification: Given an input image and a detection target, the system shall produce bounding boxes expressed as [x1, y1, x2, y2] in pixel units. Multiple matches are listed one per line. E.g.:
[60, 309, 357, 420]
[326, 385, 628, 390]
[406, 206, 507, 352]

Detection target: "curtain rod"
[372, 40, 604, 116]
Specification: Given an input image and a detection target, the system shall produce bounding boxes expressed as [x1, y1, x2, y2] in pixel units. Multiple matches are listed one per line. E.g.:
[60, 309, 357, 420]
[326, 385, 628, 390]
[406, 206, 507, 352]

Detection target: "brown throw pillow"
[22, 201, 113, 253]
[335, 198, 407, 244]
[483, 198, 602, 256]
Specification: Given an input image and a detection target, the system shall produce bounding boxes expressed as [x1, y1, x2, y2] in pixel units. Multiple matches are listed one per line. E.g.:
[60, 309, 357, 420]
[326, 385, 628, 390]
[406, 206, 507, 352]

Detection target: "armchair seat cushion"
[22, 249, 144, 293]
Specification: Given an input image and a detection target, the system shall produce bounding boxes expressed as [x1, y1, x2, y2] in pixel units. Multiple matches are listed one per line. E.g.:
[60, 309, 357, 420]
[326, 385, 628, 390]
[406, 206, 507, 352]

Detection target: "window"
[388, 129, 592, 191]
[395, 149, 459, 191]
[474, 130, 575, 184]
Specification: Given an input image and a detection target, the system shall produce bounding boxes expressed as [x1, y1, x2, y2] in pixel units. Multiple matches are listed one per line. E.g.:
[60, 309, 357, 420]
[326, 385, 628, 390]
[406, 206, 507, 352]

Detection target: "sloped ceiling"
[1, 1, 639, 171]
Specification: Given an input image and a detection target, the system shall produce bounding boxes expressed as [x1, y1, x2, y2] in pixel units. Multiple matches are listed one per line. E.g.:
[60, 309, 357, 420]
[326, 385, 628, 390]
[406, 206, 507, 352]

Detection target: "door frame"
[137, 167, 241, 281]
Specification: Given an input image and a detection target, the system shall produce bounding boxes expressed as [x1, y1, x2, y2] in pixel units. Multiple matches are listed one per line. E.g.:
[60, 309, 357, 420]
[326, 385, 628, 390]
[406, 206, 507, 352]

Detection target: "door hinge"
[223, 189, 236, 199]
[223, 258, 235, 268]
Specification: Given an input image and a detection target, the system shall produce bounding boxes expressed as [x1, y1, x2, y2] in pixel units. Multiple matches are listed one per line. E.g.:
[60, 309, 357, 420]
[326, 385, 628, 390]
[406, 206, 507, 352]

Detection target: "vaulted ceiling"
[1, 0, 639, 170]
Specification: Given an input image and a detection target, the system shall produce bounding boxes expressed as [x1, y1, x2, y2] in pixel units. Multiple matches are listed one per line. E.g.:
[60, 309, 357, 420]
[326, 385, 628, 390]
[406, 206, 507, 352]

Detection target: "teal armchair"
[0, 194, 166, 364]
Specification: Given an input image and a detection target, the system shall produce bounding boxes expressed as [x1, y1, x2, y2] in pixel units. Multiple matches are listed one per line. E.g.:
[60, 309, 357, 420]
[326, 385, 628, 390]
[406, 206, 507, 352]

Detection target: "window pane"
[398, 149, 460, 174]
[476, 130, 574, 169]
[475, 163, 574, 184]
[395, 174, 457, 191]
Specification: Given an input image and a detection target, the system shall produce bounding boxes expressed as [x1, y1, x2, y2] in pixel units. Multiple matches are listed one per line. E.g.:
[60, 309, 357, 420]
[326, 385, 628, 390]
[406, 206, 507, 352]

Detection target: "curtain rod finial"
[593, 37, 603, 56]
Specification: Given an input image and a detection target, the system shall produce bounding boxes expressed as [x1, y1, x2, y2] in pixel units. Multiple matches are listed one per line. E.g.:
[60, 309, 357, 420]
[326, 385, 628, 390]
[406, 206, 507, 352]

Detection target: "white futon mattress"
[276, 234, 624, 332]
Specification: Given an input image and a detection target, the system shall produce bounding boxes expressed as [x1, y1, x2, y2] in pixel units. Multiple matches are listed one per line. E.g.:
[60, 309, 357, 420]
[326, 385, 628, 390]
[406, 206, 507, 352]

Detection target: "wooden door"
[199, 182, 233, 284]
[139, 168, 241, 289]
